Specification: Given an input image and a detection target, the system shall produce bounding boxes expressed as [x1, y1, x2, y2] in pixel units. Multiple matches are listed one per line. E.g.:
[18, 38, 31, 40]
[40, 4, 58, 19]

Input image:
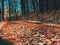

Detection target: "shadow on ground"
[0, 37, 14, 45]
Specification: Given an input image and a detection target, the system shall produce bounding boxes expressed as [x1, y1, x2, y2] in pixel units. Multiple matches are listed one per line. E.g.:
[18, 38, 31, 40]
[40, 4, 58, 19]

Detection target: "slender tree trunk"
[21, 0, 26, 16]
[8, 0, 10, 20]
[48, 0, 53, 11]
[0, 7, 1, 21]
[35, 0, 39, 13]
[0, 0, 2, 21]
[39, 0, 41, 12]
[46, 0, 49, 12]
[14, 0, 17, 20]
[35, 0, 39, 20]
[25, 0, 29, 20]
[39, 0, 44, 13]
[32, 0, 35, 13]
[2, 0, 4, 20]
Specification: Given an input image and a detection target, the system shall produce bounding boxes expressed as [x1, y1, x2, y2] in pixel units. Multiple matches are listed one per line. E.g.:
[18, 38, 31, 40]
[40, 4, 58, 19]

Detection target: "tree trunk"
[14, 0, 17, 20]
[2, 0, 4, 20]
[0, 0, 2, 21]
[32, 0, 35, 13]
[39, 0, 44, 13]
[25, 0, 29, 20]
[21, 0, 26, 16]
[8, 0, 10, 20]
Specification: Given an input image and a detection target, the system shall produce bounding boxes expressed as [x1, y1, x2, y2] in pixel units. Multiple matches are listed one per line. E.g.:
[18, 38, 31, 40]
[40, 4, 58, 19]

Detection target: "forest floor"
[0, 20, 60, 45]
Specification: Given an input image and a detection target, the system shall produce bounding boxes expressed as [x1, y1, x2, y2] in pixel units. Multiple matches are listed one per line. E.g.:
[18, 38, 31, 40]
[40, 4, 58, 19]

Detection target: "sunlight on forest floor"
[0, 21, 6, 29]
[0, 20, 60, 45]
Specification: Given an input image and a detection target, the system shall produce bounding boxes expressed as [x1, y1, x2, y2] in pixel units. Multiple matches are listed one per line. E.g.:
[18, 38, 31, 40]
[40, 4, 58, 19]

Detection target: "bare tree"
[25, 0, 29, 19]
[39, 0, 44, 13]
[31, 0, 35, 13]
[14, 0, 17, 20]
[0, 0, 2, 21]
[20, 0, 26, 16]
[8, 0, 11, 20]
[2, 0, 4, 20]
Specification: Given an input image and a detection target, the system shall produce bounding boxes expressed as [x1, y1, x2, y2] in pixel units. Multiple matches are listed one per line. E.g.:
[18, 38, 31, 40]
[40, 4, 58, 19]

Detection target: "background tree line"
[0, 0, 60, 21]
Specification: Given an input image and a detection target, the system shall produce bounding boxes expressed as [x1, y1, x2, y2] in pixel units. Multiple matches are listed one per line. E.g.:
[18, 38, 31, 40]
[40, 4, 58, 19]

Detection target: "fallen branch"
[23, 20, 60, 27]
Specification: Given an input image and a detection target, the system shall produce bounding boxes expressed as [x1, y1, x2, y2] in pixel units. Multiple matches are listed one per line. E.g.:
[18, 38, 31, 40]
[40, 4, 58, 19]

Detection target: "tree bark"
[21, 0, 26, 16]
[2, 0, 4, 20]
